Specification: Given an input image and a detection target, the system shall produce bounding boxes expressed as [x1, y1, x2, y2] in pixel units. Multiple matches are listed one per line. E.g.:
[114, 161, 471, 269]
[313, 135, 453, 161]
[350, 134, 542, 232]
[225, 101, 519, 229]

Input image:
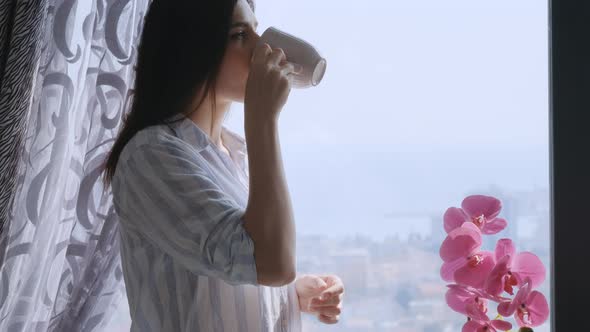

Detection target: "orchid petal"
[444, 207, 470, 233]
[482, 218, 508, 235]
[491, 320, 512, 331]
[454, 251, 495, 288]
[446, 286, 475, 314]
[523, 290, 550, 327]
[441, 258, 465, 282]
[466, 303, 489, 322]
[462, 320, 483, 332]
[515, 278, 533, 304]
[484, 255, 511, 296]
[512, 252, 546, 289]
[497, 300, 515, 317]
[462, 195, 502, 220]
[440, 224, 482, 262]
[495, 238, 515, 263]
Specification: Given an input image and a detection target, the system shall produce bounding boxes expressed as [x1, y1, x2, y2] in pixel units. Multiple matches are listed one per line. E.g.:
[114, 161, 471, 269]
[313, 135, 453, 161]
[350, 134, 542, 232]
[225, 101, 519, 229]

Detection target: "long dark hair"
[101, 0, 255, 188]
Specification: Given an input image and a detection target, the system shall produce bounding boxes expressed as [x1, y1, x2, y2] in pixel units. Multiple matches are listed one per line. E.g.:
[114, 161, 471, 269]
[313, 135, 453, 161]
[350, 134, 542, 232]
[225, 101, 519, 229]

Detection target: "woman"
[101, 0, 344, 331]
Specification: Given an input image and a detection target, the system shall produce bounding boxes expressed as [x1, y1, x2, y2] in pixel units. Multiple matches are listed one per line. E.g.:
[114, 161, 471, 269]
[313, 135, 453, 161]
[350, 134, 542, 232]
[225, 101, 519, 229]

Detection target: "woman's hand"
[244, 43, 296, 122]
[295, 274, 345, 324]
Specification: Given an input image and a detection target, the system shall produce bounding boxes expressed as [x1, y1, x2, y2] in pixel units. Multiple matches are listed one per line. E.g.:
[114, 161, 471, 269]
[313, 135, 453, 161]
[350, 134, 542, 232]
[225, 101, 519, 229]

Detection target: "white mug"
[257, 26, 327, 88]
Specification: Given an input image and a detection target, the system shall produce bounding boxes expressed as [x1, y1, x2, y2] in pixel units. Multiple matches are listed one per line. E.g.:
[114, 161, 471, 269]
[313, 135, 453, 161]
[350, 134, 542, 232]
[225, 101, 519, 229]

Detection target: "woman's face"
[215, 0, 260, 104]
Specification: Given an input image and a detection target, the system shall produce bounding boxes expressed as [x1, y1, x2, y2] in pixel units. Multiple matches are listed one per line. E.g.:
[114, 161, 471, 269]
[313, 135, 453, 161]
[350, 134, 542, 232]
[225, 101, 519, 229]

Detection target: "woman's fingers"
[312, 305, 341, 317]
[312, 275, 344, 325]
[318, 313, 340, 324]
[280, 63, 296, 76]
[314, 275, 344, 298]
[267, 48, 286, 67]
[310, 293, 343, 307]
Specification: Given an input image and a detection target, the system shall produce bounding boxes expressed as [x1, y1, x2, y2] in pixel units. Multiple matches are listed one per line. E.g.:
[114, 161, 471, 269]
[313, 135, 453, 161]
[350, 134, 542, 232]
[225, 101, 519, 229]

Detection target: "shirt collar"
[165, 113, 246, 156]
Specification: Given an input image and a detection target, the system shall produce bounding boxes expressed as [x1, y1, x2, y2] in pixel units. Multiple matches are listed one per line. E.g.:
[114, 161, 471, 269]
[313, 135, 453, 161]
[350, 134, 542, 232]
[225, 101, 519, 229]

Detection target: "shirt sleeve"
[117, 139, 258, 286]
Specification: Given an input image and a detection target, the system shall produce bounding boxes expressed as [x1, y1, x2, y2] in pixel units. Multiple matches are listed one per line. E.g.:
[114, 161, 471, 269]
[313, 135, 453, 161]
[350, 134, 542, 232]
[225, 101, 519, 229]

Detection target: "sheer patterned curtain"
[0, 0, 150, 330]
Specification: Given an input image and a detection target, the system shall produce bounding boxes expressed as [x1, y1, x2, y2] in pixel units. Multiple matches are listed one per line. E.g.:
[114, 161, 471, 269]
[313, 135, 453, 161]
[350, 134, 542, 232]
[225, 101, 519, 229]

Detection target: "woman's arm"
[242, 118, 296, 287]
[241, 43, 298, 287]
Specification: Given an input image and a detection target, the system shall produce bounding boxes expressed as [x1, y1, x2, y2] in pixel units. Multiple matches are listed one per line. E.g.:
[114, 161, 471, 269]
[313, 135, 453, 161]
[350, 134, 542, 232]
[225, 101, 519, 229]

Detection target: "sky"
[224, 0, 550, 237]
[227, 0, 549, 149]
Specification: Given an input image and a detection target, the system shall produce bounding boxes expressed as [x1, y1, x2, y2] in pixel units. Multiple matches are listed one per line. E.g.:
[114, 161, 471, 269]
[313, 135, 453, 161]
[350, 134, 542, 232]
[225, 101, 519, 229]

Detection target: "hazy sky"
[225, 0, 549, 236]
[227, 0, 549, 150]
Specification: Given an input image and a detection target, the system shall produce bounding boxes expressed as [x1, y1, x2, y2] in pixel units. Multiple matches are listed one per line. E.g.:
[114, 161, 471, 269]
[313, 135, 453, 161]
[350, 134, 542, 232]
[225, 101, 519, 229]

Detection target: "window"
[225, 0, 551, 331]
[106, 0, 555, 331]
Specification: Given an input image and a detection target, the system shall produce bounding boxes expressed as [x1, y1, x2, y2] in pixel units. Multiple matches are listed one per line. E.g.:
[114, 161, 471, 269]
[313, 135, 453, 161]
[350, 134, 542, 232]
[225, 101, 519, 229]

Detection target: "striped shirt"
[111, 113, 302, 332]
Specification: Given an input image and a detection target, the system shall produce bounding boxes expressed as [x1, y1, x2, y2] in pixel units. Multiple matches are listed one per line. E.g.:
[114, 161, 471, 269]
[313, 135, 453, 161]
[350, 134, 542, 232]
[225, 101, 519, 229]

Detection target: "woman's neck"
[187, 95, 232, 149]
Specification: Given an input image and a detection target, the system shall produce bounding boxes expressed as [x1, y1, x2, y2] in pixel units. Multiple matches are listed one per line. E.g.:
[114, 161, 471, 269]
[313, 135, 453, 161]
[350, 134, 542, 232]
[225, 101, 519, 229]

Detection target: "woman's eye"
[231, 31, 247, 40]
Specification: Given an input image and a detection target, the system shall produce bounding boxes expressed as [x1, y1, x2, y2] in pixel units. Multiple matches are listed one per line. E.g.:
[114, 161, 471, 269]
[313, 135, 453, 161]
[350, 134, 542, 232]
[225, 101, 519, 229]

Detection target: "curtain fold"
[0, 0, 49, 245]
[0, 0, 150, 330]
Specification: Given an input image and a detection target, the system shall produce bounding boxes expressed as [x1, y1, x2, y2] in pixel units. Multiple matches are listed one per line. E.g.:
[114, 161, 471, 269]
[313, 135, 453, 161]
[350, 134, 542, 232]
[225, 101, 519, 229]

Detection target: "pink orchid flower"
[444, 195, 507, 235]
[446, 284, 509, 316]
[497, 278, 549, 328]
[440, 222, 496, 288]
[446, 284, 489, 315]
[484, 239, 546, 296]
[462, 302, 512, 332]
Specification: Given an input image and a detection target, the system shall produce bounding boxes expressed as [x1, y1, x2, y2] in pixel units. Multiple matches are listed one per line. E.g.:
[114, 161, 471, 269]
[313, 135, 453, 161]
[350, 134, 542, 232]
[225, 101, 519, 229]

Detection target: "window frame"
[549, 0, 590, 330]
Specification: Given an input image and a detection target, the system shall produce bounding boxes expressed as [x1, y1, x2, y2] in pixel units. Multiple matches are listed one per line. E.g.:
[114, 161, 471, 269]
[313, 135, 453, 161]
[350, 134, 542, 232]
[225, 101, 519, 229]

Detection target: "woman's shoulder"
[118, 124, 198, 170]
[112, 124, 212, 192]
